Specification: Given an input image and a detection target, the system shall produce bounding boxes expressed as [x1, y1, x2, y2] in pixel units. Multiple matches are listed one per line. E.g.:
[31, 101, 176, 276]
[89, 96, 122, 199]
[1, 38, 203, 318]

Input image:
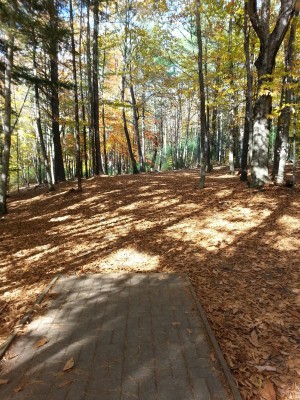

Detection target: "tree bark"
[248, 0, 295, 187]
[79, 0, 89, 179]
[49, 0, 65, 183]
[277, 11, 298, 185]
[0, 11, 14, 214]
[121, 76, 139, 174]
[69, 0, 82, 191]
[240, 1, 253, 181]
[130, 84, 145, 172]
[92, 0, 103, 175]
[196, 0, 207, 188]
[33, 45, 54, 191]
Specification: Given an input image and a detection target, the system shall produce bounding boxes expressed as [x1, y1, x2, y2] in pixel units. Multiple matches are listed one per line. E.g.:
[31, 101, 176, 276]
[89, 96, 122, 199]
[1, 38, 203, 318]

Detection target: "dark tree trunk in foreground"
[196, 0, 207, 188]
[248, 0, 295, 187]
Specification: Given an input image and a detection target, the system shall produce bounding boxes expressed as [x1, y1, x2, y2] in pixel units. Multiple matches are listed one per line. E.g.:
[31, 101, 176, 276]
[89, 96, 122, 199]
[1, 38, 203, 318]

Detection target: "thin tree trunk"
[69, 0, 82, 191]
[86, 0, 94, 175]
[49, 0, 65, 183]
[79, 0, 89, 179]
[101, 48, 108, 174]
[92, 0, 103, 175]
[195, 0, 207, 188]
[277, 12, 298, 185]
[0, 15, 14, 214]
[121, 77, 139, 174]
[130, 83, 145, 172]
[241, 2, 253, 181]
[33, 45, 54, 191]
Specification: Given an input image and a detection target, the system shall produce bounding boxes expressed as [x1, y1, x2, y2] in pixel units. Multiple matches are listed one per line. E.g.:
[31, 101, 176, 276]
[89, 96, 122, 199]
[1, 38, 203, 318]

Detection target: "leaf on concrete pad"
[35, 337, 49, 348]
[0, 379, 9, 385]
[63, 357, 74, 372]
[259, 380, 276, 400]
[172, 322, 180, 326]
[186, 328, 192, 335]
[58, 380, 72, 388]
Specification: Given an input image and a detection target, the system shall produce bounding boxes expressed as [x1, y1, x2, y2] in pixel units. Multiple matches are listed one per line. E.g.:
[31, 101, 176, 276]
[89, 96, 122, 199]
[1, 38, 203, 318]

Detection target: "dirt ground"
[0, 166, 299, 399]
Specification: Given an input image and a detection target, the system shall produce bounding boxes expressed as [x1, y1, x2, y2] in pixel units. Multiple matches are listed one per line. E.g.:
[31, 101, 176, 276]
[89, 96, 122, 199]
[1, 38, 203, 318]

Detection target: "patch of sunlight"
[118, 201, 147, 211]
[215, 189, 234, 198]
[49, 215, 71, 222]
[277, 215, 300, 231]
[27, 245, 60, 262]
[149, 198, 179, 209]
[14, 244, 53, 258]
[164, 205, 270, 251]
[272, 237, 299, 251]
[97, 247, 159, 271]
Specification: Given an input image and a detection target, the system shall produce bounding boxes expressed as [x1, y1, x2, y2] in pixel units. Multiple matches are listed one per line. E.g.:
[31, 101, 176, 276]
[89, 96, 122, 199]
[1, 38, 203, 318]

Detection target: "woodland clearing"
[0, 166, 299, 399]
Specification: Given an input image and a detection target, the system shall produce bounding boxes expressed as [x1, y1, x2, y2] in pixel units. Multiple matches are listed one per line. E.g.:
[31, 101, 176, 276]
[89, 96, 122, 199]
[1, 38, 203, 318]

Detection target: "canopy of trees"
[0, 0, 299, 213]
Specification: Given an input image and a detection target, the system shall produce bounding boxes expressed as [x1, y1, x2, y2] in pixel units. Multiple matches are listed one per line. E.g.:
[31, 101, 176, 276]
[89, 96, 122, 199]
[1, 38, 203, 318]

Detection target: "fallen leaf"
[172, 322, 180, 326]
[58, 380, 72, 388]
[35, 337, 49, 348]
[259, 380, 276, 400]
[255, 365, 277, 372]
[14, 384, 25, 393]
[249, 330, 259, 347]
[290, 310, 300, 319]
[186, 328, 192, 335]
[63, 357, 74, 372]
[0, 379, 9, 385]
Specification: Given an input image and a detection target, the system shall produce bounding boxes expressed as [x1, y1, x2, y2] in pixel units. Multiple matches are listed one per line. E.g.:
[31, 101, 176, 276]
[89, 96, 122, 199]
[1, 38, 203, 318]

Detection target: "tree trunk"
[196, 0, 207, 188]
[130, 84, 145, 172]
[33, 45, 54, 191]
[248, 0, 295, 187]
[0, 15, 14, 214]
[277, 12, 298, 185]
[101, 48, 108, 175]
[240, 2, 253, 181]
[79, 0, 89, 179]
[49, 0, 65, 183]
[86, 0, 94, 175]
[121, 77, 139, 174]
[92, 0, 103, 175]
[70, 0, 82, 191]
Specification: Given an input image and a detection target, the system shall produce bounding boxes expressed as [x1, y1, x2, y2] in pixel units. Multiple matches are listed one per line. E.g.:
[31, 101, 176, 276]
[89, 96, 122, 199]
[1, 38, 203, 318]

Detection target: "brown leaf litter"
[0, 166, 299, 399]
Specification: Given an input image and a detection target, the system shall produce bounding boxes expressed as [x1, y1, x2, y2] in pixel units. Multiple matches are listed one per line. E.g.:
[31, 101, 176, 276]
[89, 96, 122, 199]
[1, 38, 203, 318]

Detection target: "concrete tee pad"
[0, 273, 241, 400]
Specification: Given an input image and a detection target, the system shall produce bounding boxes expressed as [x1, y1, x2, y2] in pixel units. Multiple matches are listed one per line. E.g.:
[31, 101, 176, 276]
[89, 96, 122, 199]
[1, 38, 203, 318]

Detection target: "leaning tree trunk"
[0, 15, 14, 215]
[195, 0, 207, 188]
[248, 0, 295, 188]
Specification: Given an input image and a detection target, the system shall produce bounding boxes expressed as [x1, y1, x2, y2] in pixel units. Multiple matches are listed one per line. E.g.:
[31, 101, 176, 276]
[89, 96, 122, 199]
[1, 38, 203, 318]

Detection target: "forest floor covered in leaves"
[0, 166, 299, 400]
